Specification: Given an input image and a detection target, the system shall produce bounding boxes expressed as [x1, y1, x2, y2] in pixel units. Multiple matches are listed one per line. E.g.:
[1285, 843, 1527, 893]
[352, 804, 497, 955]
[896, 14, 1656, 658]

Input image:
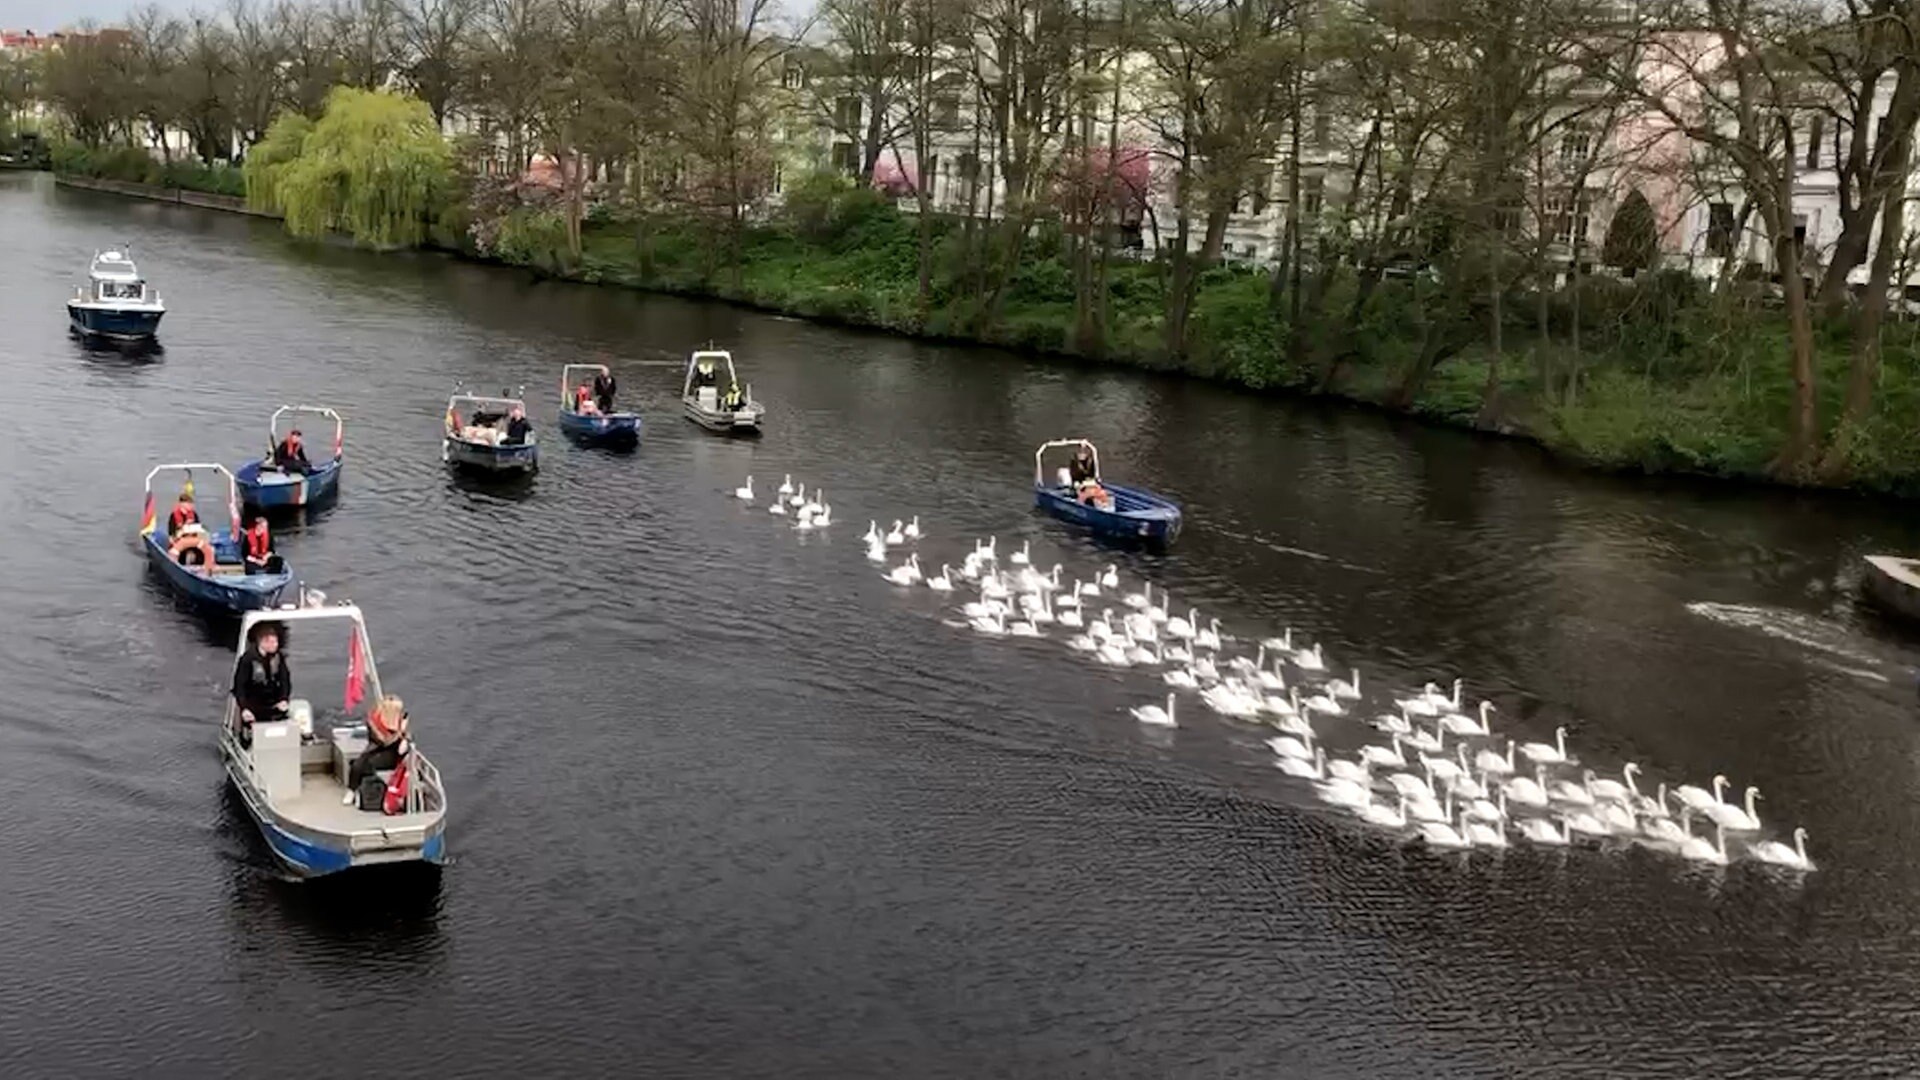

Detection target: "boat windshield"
[97, 279, 146, 301]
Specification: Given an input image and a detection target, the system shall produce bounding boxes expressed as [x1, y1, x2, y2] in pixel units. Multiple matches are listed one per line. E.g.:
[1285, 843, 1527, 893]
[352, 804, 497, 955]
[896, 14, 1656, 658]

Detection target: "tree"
[397, 0, 478, 128]
[1602, 187, 1657, 274]
[246, 86, 455, 247]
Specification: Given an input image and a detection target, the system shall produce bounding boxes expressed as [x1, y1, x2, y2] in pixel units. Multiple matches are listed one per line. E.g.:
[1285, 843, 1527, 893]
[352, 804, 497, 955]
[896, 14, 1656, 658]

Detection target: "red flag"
[139, 492, 156, 537]
[344, 628, 366, 711]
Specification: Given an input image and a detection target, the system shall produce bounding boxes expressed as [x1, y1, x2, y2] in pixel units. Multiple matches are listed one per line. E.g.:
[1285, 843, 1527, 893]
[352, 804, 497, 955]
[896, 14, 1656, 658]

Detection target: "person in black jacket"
[504, 406, 532, 446]
[272, 429, 312, 475]
[592, 370, 617, 413]
[1068, 444, 1097, 486]
[232, 622, 290, 747]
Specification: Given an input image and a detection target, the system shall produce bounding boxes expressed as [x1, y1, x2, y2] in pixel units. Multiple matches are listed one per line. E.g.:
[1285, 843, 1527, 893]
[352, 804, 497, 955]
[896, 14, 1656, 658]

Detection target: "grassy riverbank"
[55, 156, 1920, 495]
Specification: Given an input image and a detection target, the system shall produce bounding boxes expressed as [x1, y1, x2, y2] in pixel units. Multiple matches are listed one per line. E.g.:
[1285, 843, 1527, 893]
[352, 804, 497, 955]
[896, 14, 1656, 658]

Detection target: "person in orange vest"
[242, 515, 281, 575]
[346, 696, 410, 807]
[272, 429, 311, 475]
[168, 522, 215, 570]
[167, 488, 199, 539]
[573, 383, 599, 415]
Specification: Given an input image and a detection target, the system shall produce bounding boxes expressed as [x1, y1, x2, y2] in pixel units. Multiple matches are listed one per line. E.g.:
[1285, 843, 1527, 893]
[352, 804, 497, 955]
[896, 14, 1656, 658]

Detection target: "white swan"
[1067, 633, 1097, 653]
[794, 509, 816, 532]
[1749, 827, 1814, 870]
[1056, 585, 1082, 610]
[1641, 814, 1689, 845]
[1264, 687, 1301, 720]
[1277, 746, 1326, 780]
[1636, 782, 1672, 821]
[970, 610, 1007, 636]
[813, 503, 833, 527]
[863, 520, 880, 543]
[1164, 641, 1194, 665]
[1518, 725, 1569, 766]
[1010, 540, 1031, 566]
[1360, 736, 1406, 769]
[883, 554, 922, 586]
[980, 574, 1010, 601]
[1425, 679, 1463, 711]
[1374, 707, 1413, 736]
[1705, 785, 1762, 832]
[769, 498, 787, 516]
[1517, 817, 1571, 846]
[1302, 690, 1344, 717]
[1565, 809, 1611, 838]
[1404, 718, 1444, 756]
[1123, 580, 1152, 611]
[1327, 668, 1361, 701]
[1165, 608, 1196, 641]
[1548, 772, 1595, 807]
[1419, 810, 1472, 850]
[1266, 730, 1313, 761]
[1419, 753, 1461, 787]
[1387, 770, 1435, 801]
[1009, 613, 1042, 637]
[1597, 800, 1636, 834]
[1406, 791, 1449, 825]
[734, 476, 754, 501]
[789, 483, 807, 508]
[777, 474, 793, 496]
[1474, 739, 1515, 777]
[1057, 605, 1085, 629]
[1293, 642, 1326, 672]
[884, 520, 905, 546]
[1503, 766, 1550, 809]
[865, 539, 888, 563]
[1028, 592, 1055, 625]
[1327, 756, 1370, 785]
[1465, 788, 1506, 824]
[1464, 811, 1508, 849]
[1360, 794, 1408, 829]
[800, 488, 823, 515]
[1588, 763, 1639, 805]
[1678, 819, 1730, 866]
[904, 515, 921, 540]
[1095, 640, 1132, 667]
[1449, 760, 1488, 800]
[1397, 685, 1443, 718]
[1441, 700, 1493, 737]
[1163, 668, 1199, 689]
[1190, 655, 1219, 682]
[1098, 564, 1118, 589]
[927, 565, 953, 592]
[1674, 774, 1726, 814]
[1194, 619, 1223, 652]
[1317, 776, 1374, 811]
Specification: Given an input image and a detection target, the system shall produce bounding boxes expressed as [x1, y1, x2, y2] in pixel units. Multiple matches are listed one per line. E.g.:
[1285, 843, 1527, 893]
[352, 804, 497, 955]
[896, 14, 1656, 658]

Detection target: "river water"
[6, 170, 1920, 1077]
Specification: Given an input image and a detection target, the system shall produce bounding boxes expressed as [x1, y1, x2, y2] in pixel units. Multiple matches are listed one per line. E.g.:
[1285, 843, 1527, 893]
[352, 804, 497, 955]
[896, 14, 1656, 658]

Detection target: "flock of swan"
[732, 474, 1817, 872]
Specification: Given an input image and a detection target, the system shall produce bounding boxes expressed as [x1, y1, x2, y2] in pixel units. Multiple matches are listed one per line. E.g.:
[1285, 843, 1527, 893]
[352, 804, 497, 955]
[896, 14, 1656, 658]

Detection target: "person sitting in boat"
[345, 695, 410, 807]
[722, 380, 743, 410]
[167, 487, 199, 539]
[573, 384, 601, 416]
[271, 429, 312, 475]
[242, 515, 281, 575]
[503, 405, 532, 446]
[692, 360, 718, 391]
[231, 621, 290, 747]
[169, 522, 215, 569]
[593, 370, 617, 413]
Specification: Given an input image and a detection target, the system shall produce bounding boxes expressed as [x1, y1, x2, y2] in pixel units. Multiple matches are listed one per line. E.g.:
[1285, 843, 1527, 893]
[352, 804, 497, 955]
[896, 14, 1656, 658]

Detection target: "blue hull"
[1035, 482, 1183, 548]
[69, 303, 164, 340]
[236, 458, 342, 509]
[225, 764, 446, 878]
[447, 437, 537, 472]
[559, 410, 642, 444]
[143, 532, 291, 612]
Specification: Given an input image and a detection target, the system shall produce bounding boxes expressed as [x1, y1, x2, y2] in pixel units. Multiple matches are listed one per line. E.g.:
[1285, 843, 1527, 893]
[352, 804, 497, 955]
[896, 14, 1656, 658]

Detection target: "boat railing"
[1034, 438, 1099, 486]
[405, 749, 444, 815]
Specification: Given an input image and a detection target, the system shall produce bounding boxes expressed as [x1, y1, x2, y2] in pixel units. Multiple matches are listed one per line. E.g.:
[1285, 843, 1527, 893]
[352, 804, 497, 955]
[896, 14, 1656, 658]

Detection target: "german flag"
[139, 492, 156, 537]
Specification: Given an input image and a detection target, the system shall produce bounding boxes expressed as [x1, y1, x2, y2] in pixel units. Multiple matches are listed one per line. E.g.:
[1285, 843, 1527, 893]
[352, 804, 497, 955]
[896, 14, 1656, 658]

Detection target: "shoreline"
[50, 171, 1917, 504]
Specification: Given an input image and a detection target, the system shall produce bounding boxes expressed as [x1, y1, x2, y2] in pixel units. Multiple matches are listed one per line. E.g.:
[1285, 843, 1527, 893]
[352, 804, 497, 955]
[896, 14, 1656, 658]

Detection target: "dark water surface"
[6, 171, 1920, 1077]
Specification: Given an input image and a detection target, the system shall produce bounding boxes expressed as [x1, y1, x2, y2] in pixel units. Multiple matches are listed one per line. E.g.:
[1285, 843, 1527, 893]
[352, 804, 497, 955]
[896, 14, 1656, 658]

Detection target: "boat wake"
[1685, 601, 1891, 684]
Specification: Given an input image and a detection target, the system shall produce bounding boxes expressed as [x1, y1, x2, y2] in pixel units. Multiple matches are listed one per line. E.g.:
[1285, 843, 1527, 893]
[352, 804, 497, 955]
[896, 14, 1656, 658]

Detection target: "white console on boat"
[251, 720, 302, 801]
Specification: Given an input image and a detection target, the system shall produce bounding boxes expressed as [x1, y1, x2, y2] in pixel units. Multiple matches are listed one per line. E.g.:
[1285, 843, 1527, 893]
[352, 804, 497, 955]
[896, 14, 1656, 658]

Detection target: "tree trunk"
[1773, 220, 1820, 479]
[1820, 135, 1911, 479]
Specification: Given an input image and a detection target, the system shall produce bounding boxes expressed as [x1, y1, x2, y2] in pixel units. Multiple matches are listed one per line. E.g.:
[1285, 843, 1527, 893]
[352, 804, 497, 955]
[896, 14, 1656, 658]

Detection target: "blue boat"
[444, 389, 538, 473]
[69, 249, 165, 340]
[220, 600, 448, 878]
[1032, 439, 1183, 548]
[236, 404, 345, 510]
[140, 463, 293, 612]
[558, 363, 641, 445]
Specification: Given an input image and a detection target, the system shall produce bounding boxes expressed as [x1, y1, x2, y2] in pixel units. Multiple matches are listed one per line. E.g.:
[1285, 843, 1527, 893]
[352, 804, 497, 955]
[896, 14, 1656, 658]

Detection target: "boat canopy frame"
[1034, 438, 1100, 486]
[682, 349, 753, 404]
[144, 461, 241, 539]
[267, 404, 344, 463]
[560, 364, 610, 410]
[446, 388, 528, 430]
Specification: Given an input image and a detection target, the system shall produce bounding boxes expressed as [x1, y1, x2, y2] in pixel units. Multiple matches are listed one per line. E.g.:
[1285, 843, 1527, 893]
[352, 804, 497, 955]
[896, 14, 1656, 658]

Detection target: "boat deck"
[274, 772, 440, 833]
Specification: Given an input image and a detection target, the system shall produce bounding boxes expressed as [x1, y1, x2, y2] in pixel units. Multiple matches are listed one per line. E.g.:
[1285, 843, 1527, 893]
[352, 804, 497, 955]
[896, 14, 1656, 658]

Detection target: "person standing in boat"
[242, 515, 281, 575]
[692, 359, 718, 391]
[231, 622, 290, 747]
[504, 405, 532, 446]
[593, 369, 617, 413]
[345, 696, 409, 807]
[272, 429, 311, 475]
[1068, 444, 1097, 488]
[167, 487, 198, 539]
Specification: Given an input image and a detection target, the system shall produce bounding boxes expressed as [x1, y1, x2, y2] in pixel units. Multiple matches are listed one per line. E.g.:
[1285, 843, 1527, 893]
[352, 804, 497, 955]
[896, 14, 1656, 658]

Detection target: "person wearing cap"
[272, 429, 311, 475]
[167, 488, 199, 539]
[345, 696, 410, 805]
[168, 522, 215, 569]
[231, 622, 290, 747]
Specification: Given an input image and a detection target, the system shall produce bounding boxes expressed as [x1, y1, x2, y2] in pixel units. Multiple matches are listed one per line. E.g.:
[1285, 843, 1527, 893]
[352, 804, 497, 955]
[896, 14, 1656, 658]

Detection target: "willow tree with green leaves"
[244, 87, 453, 248]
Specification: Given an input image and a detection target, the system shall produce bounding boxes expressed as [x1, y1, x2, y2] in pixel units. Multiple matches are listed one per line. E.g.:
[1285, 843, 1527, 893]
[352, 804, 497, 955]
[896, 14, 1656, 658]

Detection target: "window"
[1312, 110, 1331, 152]
[1544, 189, 1590, 245]
[1252, 169, 1271, 215]
[922, 154, 938, 196]
[781, 61, 805, 90]
[1706, 202, 1736, 257]
[958, 151, 979, 183]
[936, 97, 960, 128]
[1560, 128, 1592, 170]
[771, 161, 783, 194]
[835, 96, 862, 136]
[1301, 174, 1324, 215]
[832, 141, 859, 175]
[1793, 212, 1809, 250]
[1806, 113, 1823, 168]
